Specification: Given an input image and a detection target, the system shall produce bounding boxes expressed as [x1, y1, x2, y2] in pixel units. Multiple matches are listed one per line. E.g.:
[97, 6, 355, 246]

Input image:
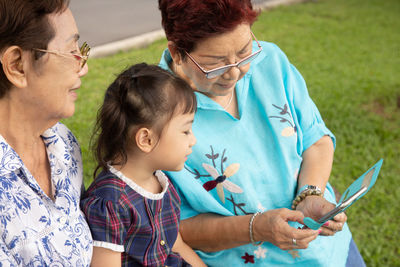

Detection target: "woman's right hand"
[252, 208, 320, 250]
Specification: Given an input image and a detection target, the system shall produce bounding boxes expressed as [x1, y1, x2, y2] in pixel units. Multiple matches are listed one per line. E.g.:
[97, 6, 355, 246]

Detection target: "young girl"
[81, 63, 205, 267]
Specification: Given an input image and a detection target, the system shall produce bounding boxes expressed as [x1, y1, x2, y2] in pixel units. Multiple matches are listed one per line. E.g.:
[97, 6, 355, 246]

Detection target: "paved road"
[70, 0, 160, 47]
[70, 0, 278, 48]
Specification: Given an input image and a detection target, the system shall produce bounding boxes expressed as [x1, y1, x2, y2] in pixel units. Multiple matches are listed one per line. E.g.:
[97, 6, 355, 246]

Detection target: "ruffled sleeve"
[81, 187, 133, 252]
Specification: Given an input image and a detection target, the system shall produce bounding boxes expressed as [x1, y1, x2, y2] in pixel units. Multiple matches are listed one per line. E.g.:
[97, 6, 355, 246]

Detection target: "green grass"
[63, 0, 400, 265]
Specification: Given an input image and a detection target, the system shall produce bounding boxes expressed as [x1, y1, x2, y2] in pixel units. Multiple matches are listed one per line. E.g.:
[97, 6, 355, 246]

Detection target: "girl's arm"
[90, 247, 122, 267]
[172, 232, 207, 267]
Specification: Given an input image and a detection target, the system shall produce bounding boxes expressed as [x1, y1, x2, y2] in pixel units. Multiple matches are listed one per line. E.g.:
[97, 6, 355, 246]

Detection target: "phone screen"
[317, 186, 367, 224]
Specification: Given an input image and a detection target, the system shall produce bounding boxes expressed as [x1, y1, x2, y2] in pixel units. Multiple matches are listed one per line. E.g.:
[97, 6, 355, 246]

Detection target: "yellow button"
[160, 240, 165, 246]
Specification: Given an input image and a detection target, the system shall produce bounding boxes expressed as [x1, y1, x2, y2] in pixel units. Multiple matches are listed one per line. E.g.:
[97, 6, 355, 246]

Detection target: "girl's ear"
[1, 46, 28, 89]
[135, 127, 157, 153]
[167, 41, 182, 65]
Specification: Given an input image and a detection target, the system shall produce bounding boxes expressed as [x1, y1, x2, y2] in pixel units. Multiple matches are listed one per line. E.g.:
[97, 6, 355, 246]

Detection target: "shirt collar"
[0, 134, 24, 176]
[0, 123, 68, 177]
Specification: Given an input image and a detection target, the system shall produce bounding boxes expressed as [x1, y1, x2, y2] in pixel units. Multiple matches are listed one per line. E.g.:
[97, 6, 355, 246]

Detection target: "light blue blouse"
[0, 123, 93, 266]
[160, 41, 352, 266]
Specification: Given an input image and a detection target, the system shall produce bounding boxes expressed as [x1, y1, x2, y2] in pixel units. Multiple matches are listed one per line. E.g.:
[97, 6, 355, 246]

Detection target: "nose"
[189, 132, 197, 147]
[78, 62, 89, 77]
[222, 65, 241, 81]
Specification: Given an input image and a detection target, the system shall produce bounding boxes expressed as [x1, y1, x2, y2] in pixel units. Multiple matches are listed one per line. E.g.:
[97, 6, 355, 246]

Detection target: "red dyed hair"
[159, 0, 259, 56]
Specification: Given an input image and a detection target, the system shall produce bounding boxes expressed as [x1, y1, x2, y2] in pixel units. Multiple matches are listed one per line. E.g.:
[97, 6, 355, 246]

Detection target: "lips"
[218, 83, 235, 89]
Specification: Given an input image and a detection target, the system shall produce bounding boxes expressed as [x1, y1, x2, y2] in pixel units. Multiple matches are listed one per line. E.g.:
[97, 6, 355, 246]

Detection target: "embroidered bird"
[202, 163, 243, 203]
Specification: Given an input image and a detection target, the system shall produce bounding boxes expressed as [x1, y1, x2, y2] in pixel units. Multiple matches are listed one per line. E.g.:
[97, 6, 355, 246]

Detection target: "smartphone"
[302, 159, 382, 230]
[316, 186, 367, 224]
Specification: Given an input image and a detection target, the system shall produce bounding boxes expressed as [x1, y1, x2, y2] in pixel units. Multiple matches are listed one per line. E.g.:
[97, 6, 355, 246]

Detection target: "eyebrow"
[184, 119, 194, 126]
[66, 33, 80, 42]
[198, 36, 253, 59]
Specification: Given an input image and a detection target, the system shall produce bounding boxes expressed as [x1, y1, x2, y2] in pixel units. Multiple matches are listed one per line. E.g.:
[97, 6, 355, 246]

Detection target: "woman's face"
[177, 23, 253, 98]
[24, 8, 88, 121]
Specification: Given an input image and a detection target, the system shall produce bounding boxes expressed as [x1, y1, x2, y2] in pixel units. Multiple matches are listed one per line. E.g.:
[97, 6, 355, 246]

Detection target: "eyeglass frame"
[184, 31, 262, 79]
[32, 41, 90, 70]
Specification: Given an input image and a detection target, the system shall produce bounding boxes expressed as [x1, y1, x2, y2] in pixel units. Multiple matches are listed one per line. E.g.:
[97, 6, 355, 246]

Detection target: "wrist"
[249, 212, 263, 246]
[292, 185, 323, 210]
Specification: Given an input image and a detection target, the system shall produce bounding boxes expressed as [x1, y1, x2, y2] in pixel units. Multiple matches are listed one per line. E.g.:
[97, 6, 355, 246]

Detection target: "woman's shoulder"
[253, 41, 290, 66]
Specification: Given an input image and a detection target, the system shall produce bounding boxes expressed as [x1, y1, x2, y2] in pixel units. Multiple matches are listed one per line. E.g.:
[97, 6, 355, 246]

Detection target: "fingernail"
[318, 230, 322, 234]
[323, 222, 329, 226]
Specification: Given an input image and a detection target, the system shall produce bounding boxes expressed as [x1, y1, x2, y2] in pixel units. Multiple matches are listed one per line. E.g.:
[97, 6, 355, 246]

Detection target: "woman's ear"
[135, 127, 157, 153]
[167, 41, 183, 65]
[1, 46, 28, 88]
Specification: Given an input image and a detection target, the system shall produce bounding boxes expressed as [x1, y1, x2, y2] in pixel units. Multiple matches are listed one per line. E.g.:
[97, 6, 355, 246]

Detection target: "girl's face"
[151, 112, 196, 171]
[173, 23, 253, 99]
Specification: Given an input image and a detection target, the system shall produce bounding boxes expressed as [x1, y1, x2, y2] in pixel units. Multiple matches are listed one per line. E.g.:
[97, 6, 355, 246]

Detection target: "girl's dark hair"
[0, 0, 70, 98]
[93, 63, 196, 176]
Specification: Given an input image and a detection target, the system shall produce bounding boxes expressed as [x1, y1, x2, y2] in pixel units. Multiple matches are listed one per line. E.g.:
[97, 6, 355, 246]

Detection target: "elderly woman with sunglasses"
[158, 0, 366, 266]
[0, 0, 92, 265]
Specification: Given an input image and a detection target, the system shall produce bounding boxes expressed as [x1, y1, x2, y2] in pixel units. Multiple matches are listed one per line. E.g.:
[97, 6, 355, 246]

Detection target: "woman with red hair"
[158, 0, 365, 266]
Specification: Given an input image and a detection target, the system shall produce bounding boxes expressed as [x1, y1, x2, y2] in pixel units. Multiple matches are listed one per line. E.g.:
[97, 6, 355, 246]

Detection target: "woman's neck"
[171, 61, 239, 118]
[0, 96, 52, 153]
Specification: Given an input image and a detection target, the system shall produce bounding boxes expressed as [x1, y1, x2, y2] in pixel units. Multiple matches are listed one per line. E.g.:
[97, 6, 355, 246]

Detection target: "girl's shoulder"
[83, 170, 127, 202]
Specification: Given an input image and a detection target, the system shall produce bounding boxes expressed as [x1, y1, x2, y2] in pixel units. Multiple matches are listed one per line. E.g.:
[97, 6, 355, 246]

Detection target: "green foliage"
[63, 0, 399, 265]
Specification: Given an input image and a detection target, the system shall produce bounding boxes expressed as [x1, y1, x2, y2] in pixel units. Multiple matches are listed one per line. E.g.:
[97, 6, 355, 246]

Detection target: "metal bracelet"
[249, 212, 264, 246]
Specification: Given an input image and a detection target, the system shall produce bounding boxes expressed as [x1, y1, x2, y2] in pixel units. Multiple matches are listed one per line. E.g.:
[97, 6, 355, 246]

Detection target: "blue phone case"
[303, 159, 383, 230]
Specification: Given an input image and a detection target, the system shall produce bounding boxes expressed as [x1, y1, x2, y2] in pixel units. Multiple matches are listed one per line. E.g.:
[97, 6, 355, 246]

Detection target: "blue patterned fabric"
[0, 123, 93, 266]
[159, 41, 352, 266]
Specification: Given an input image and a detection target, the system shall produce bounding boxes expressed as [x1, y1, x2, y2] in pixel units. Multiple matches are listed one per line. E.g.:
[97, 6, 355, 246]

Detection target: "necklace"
[222, 90, 234, 110]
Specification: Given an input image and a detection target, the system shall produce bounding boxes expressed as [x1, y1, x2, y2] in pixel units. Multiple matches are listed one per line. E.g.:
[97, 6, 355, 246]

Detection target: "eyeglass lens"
[206, 50, 261, 79]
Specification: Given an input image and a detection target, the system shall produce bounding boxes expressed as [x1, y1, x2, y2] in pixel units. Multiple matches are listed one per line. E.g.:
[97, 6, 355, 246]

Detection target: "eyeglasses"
[33, 42, 90, 70]
[184, 31, 262, 79]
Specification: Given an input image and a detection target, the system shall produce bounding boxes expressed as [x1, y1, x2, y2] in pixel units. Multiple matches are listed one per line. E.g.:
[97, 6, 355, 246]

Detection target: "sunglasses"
[184, 31, 262, 79]
[33, 42, 90, 70]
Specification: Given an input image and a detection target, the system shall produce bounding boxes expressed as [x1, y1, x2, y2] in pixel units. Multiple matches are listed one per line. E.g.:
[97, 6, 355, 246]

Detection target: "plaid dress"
[81, 166, 189, 267]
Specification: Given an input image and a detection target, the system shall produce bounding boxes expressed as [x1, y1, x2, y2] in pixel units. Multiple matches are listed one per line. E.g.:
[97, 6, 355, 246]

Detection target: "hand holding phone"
[302, 159, 383, 230]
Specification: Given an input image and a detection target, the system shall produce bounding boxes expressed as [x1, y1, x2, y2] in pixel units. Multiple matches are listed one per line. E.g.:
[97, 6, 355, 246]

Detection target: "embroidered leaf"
[206, 153, 219, 160]
[193, 169, 201, 179]
[281, 104, 288, 115]
[223, 157, 227, 163]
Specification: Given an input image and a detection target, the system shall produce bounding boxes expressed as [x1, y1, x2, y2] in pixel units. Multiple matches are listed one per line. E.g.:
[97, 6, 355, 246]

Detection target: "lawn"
[63, 0, 400, 265]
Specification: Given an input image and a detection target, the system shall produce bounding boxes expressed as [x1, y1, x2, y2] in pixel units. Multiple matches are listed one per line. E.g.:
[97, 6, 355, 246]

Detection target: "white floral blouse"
[0, 123, 93, 266]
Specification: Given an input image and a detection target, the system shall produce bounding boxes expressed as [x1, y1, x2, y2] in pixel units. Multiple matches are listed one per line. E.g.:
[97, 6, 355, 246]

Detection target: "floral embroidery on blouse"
[0, 123, 93, 266]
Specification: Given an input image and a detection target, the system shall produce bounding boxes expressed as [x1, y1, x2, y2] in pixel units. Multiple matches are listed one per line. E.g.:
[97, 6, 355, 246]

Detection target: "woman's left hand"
[296, 196, 347, 236]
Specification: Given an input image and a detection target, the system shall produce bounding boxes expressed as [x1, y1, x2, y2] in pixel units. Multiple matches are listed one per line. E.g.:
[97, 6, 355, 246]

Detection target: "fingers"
[319, 218, 345, 236]
[271, 209, 320, 250]
[278, 228, 320, 250]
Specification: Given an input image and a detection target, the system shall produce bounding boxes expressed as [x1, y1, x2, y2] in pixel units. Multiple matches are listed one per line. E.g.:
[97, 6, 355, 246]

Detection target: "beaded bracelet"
[291, 185, 323, 210]
[249, 212, 264, 246]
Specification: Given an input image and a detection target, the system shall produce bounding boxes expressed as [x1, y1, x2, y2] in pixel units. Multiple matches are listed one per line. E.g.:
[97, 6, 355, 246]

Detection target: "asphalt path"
[70, 0, 161, 47]
[70, 0, 298, 56]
